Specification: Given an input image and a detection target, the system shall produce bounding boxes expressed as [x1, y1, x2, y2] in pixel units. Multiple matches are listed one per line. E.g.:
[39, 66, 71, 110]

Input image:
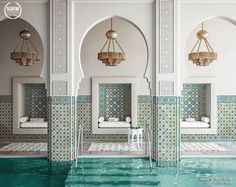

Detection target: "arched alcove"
[0, 18, 45, 95]
[181, 16, 236, 135]
[79, 16, 150, 95]
[184, 16, 236, 95]
[77, 16, 152, 147]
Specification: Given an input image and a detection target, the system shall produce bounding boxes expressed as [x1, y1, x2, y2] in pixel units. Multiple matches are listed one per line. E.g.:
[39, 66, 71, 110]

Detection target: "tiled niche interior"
[181, 96, 236, 141]
[78, 95, 151, 142]
[0, 85, 48, 142]
[181, 84, 206, 121]
[99, 84, 131, 121]
[25, 84, 47, 119]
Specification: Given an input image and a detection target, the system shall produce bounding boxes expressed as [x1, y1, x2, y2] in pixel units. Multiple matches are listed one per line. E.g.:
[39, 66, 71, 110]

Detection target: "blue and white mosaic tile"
[25, 84, 47, 119]
[153, 96, 180, 167]
[0, 95, 47, 142]
[99, 84, 131, 121]
[181, 96, 236, 141]
[48, 96, 76, 161]
[181, 84, 205, 121]
[77, 95, 152, 142]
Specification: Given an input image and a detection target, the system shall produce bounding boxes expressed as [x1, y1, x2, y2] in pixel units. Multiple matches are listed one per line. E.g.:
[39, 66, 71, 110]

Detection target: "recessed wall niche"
[0, 18, 44, 95]
[99, 84, 131, 121]
[13, 77, 47, 134]
[181, 78, 217, 134]
[92, 77, 137, 134]
[79, 17, 149, 96]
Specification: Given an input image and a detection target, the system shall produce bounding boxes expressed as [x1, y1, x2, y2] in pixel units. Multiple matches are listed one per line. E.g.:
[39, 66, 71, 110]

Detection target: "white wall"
[0, 18, 44, 95]
[0, 1, 49, 95]
[185, 18, 236, 94]
[72, 1, 154, 96]
[179, 0, 236, 95]
[79, 17, 149, 95]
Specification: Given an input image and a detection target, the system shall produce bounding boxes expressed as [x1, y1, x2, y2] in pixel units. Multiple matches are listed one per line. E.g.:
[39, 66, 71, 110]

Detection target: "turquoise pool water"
[0, 158, 236, 187]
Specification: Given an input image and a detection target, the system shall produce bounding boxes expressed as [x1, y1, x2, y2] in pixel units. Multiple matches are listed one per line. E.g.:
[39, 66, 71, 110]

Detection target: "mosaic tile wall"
[153, 96, 180, 167]
[99, 84, 131, 121]
[48, 96, 76, 161]
[25, 84, 47, 119]
[0, 96, 47, 142]
[77, 95, 152, 142]
[181, 96, 236, 141]
[181, 84, 206, 121]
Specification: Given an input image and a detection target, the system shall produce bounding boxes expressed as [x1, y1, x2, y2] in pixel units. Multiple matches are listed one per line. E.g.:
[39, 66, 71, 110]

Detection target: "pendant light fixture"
[188, 22, 217, 66]
[11, 29, 40, 66]
[98, 18, 126, 66]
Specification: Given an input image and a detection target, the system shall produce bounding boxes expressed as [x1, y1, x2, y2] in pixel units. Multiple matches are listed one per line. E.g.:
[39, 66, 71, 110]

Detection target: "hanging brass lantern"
[98, 18, 126, 66]
[188, 22, 217, 66]
[11, 29, 40, 66]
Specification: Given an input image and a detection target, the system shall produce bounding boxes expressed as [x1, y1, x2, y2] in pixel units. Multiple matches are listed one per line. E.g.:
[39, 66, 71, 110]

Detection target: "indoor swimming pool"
[0, 158, 236, 187]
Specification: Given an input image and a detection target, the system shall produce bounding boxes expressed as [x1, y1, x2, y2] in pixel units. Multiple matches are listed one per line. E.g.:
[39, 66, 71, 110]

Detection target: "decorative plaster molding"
[73, 0, 156, 4]
[159, 81, 174, 96]
[52, 81, 68, 96]
[0, 0, 49, 3]
[159, 0, 174, 74]
[53, 0, 67, 74]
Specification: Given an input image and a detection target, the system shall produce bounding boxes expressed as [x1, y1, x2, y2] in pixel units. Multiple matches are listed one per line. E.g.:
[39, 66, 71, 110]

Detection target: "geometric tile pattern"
[25, 84, 47, 119]
[153, 96, 180, 167]
[78, 95, 127, 142]
[99, 84, 131, 121]
[181, 84, 206, 121]
[0, 95, 47, 142]
[137, 96, 152, 129]
[77, 95, 151, 142]
[181, 95, 236, 141]
[48, 96, 76, 161]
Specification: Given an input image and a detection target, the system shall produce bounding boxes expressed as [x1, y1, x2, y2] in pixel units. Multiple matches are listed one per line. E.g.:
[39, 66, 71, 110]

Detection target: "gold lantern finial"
[188, 22, 217, 66]
[11, 29, 40, 66]
[98, 18, 126, 66]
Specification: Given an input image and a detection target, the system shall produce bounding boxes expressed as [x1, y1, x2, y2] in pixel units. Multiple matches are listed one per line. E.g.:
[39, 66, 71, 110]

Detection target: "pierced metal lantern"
[98, 18, 126, 66]
[188, 22, 217, 66]
[11, 29, 40, 66]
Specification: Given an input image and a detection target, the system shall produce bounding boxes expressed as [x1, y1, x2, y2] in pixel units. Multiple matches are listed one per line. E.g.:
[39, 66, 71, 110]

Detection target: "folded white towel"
[19, 116, 29, 123]
[185, 118, 196, 122]
[98, 116, 104, 123]
[126, 116, 131, 123]
[30, 118, 45, 122]
[108, 117, 119, 122]
[201, 116, 210, 123]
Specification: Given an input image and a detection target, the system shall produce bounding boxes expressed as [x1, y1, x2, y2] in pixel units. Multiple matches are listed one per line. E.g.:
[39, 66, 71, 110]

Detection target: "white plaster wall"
[0, 18, 44, 95]
[179, 0, 236, 95]
[72, 1, 154, 96]
[79, 17, 149, 95]
[0, 1, 49, 95]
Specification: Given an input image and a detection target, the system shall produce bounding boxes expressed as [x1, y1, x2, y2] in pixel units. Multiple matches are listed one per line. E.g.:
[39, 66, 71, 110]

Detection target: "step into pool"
[0, 158, 236, 187]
